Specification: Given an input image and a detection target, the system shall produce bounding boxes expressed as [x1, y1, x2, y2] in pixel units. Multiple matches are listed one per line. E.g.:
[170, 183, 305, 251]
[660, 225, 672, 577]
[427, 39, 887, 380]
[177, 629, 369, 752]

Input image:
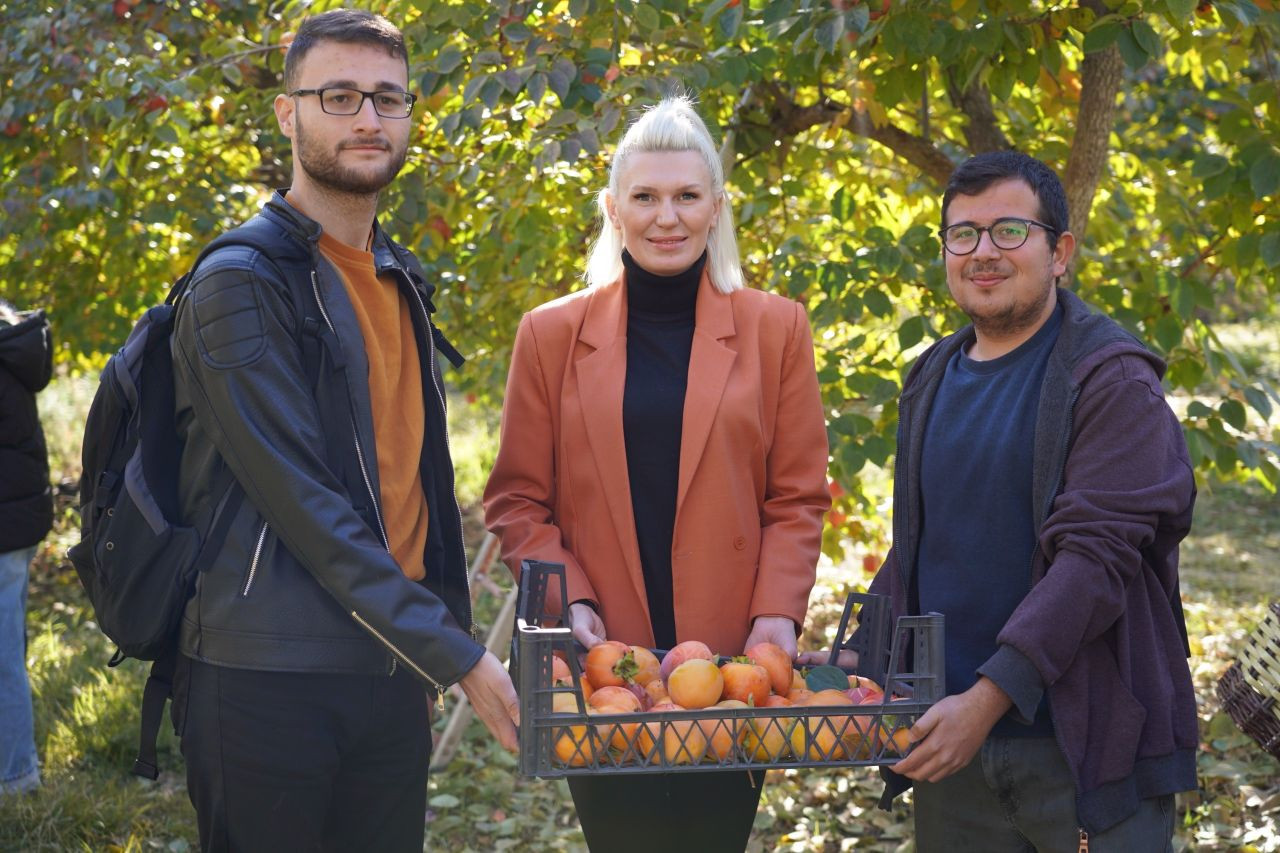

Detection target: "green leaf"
[831, 187, 855, 223]
[502, 21, 532, 42]
[722, 55, 749, 86]
[848, 5, 871, 33]
[1132, 19, 1162, 56]
[1154, 313, 1184, 352]
[1082, 22, 1122, 53]
[864, 288, 892, 318]
[701, 0, 732, 26]
[1249, 151, 1280, 198]
[1171, 278, 1195, 319]
[548, 58, 577, 101]
[1244, 386, 1274, 420]
[462, 73, 488, 104]
[436, 45, 464, 74]
[634, 3, 660, 31]
[898, 315, 926, 349]
[1165, 0, 1196, 19]
[429, 794, 461, 809]
[527, 71, 547, 104]
[806, 665, 849, 692]
[816, 15, 845, 53]
[1216, 0, 1261, 25]
[1219, 399, 1247, 430]
[1191, 153, 1230, 179]
[1259, 232, 1280, 268]
[1116, 27, 1150, 70]
[1186, 400, 1215, 419]
[720, 3, 744, 38]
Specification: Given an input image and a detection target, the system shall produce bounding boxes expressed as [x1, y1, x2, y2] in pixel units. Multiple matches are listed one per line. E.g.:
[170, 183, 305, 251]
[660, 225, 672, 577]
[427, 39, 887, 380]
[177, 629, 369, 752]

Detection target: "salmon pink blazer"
[483, 271, 830, 655]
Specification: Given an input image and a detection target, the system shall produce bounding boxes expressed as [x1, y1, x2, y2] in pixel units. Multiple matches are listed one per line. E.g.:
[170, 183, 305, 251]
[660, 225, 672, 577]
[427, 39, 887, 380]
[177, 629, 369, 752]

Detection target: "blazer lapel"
[677, 271, 737, 516]
[575, 277, 650, 623]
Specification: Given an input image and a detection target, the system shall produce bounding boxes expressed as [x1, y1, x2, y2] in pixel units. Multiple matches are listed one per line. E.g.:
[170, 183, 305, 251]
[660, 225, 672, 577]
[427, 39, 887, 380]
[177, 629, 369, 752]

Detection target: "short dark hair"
[940, 151, 1068, 250]
[283, 10, 408, 91]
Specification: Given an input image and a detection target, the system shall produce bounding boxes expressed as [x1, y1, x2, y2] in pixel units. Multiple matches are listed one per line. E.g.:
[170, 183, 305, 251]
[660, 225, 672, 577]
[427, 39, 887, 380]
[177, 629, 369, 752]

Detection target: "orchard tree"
[2, 0, 1277, 554]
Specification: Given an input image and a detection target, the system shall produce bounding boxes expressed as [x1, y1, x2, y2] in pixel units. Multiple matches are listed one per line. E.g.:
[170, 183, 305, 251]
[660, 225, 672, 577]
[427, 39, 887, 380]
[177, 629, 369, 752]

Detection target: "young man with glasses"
[865, 152, 1196, 850]
[170, 10, 518, 851]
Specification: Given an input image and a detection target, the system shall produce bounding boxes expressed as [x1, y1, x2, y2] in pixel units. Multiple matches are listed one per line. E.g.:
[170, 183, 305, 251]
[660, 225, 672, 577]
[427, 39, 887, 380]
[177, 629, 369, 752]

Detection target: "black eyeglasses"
[289, 87, 416, 119]
[939, 218, 1058, 255]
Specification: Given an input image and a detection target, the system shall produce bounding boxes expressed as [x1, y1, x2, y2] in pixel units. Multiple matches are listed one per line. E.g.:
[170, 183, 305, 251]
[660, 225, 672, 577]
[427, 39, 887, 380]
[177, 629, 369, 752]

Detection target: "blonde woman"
[484, 97, 829, 851]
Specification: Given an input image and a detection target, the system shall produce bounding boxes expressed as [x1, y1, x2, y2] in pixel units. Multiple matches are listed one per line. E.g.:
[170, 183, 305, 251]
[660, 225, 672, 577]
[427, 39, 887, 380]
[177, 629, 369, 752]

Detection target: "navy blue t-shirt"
[917, 304, 1062, 737]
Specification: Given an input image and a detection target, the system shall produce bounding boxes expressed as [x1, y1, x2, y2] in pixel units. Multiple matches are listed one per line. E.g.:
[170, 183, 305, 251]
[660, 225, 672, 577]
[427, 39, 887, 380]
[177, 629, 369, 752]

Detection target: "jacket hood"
[0, 309, 53, 393]
[1054, 288, 1165, 382]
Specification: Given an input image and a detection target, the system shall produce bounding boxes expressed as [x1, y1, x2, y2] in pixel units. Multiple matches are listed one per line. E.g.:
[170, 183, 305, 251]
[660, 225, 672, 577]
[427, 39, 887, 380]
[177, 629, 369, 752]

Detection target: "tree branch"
[747, 81, 955, 188]
[944, 73, 1012, 153]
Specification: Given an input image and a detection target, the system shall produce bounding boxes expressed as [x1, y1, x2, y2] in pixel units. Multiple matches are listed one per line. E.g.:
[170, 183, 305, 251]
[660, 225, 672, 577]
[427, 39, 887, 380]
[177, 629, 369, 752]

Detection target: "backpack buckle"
[94, 471, 120, 507]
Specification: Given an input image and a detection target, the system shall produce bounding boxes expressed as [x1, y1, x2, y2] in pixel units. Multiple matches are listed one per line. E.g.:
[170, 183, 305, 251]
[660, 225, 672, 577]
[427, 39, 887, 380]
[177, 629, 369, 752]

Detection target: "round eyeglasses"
[289, 87, 416, 119]
[939, 217, 1057, 255]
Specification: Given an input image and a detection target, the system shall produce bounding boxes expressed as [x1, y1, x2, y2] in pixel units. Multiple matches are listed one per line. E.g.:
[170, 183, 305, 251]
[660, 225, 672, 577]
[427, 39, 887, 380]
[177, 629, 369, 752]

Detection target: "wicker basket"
[1216, 600, 1280, 761]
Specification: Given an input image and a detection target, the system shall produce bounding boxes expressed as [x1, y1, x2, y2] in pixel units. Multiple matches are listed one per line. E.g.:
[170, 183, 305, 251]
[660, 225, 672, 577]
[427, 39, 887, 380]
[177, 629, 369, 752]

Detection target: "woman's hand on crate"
[795, 649, 859, 669]
[891, 676, 1011, 783]
[459, 650, 522, 752]
[743, 616, 799, 659]
[569, 602, 608, 649]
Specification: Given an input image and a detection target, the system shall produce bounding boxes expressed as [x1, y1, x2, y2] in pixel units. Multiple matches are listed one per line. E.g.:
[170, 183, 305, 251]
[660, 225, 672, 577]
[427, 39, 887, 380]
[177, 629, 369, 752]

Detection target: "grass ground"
[2, 324, 1277, 852]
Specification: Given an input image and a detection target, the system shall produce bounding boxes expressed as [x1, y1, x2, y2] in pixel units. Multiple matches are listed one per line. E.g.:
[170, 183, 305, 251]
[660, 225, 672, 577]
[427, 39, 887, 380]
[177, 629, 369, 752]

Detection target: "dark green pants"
[913, 736, 1175, 853]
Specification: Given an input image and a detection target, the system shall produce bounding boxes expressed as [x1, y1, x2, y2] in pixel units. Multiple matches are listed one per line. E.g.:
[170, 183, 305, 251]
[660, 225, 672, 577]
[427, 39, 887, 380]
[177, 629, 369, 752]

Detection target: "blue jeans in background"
[0, 545, 40, 794]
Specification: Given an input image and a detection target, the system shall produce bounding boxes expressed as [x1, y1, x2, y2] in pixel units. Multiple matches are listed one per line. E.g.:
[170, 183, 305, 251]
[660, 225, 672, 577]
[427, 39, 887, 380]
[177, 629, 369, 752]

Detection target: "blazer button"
[733, 536, 747, 550]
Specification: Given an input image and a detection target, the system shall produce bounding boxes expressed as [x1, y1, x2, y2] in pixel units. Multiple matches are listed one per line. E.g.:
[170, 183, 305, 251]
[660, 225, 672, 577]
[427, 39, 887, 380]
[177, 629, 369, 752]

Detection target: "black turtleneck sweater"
[622, 249, 705, 651]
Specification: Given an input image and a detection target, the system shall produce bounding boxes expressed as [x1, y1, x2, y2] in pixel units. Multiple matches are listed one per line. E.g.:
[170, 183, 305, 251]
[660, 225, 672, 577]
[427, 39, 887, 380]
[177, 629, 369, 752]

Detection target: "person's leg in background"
[0, 545, 40, 794]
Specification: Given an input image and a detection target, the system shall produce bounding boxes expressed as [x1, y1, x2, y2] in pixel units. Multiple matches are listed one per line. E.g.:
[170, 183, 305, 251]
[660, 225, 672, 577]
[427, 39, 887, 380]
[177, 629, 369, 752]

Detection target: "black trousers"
[568, 770, 766, 853]
[174, 657, 432, 853]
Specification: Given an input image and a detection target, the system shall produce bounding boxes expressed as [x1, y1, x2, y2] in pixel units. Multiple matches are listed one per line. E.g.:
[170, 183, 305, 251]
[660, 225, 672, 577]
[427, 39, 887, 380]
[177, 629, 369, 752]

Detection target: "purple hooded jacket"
[871, 288, 1198, 833]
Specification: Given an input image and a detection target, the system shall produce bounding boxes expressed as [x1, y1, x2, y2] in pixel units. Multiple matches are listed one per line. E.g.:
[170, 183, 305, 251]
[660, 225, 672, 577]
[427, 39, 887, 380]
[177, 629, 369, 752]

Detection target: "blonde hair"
[585, 96, 744, 292]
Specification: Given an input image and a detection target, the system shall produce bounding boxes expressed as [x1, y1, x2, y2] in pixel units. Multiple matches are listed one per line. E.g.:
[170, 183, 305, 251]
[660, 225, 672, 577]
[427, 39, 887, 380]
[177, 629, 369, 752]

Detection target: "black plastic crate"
[511, 560, 945, 777]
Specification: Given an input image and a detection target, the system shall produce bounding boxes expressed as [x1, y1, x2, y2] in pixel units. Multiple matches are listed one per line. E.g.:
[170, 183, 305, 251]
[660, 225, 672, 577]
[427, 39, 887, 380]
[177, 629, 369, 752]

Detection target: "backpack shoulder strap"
[164, 215, 300, 306]
[384, 238, 466, 370]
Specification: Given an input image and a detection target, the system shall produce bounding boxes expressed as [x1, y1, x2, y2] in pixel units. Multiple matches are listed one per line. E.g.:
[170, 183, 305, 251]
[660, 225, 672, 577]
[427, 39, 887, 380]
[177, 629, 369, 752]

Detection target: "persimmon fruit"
[746, 642, 794, 696]
[667, 658, 724, 709]
[585, 640, 630, 688]
[659, 640, 714, 682]
[720, 657, 770, 706]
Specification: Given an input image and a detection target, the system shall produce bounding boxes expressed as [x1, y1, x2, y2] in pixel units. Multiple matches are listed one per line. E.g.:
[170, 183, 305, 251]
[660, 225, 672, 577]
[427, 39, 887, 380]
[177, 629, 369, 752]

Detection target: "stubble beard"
[294, 111, 407, 198]
[955, 262, 1056, 340]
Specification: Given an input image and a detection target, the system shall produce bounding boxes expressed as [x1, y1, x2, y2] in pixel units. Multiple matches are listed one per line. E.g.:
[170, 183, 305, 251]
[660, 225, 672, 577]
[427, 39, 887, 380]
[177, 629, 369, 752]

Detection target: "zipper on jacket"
[350, 609, 445, 708]
[1042, 385, 1084, 844]
[311, 266, 439, 688]
[405, 283, 475, 636]
[311, 270, 391, 553]
[240, 521, 269, 597]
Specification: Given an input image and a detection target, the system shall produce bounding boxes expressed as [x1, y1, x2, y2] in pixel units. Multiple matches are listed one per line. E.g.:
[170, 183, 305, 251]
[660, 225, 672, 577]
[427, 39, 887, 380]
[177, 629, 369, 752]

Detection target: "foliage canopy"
[2, 0, 1278, 550]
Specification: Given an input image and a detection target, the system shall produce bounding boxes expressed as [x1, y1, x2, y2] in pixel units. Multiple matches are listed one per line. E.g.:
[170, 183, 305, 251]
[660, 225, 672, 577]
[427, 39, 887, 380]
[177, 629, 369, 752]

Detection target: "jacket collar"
[262, 190, 437, 304]
[573, 268, 739, 626]
[579, 266, 736, 351]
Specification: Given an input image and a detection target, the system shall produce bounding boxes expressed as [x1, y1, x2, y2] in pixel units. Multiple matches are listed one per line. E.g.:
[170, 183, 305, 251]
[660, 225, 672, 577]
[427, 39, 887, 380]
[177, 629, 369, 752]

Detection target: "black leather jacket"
[172, 193, 483, 694]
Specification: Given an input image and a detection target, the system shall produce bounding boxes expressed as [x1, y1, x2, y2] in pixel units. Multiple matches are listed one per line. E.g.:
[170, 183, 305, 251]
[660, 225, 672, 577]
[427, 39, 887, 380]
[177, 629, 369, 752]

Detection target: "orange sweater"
[317, 231, 429, 581]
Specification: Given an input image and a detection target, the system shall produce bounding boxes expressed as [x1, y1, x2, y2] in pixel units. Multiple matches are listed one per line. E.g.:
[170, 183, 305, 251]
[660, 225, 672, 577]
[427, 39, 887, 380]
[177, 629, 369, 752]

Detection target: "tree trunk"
[1063, 9, 1126, 282]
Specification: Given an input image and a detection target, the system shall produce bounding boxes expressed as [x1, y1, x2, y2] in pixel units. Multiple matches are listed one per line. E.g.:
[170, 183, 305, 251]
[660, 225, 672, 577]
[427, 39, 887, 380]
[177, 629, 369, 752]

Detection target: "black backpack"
[68, 217, 318, 779]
